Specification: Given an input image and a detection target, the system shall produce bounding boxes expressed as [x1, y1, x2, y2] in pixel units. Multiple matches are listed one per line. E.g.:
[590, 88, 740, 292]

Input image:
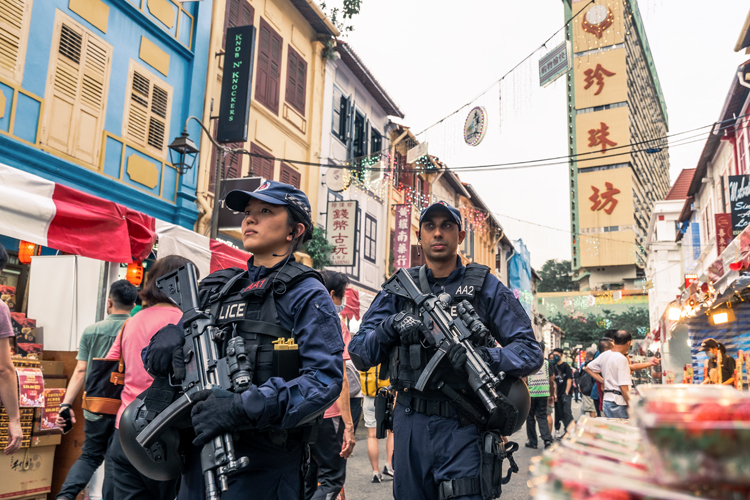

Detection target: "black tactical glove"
[391, 312, 427, 345]
[448, 343, 491, 374]
[144, 324, 185, 380]
[191, 388, 249, 447]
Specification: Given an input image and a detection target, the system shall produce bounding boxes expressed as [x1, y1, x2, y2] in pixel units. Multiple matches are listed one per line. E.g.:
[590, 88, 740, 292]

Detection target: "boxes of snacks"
[634, 384, 750, 487]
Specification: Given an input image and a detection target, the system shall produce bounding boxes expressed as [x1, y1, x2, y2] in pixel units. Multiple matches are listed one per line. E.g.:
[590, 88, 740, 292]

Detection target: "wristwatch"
[60, 403, 72, 409]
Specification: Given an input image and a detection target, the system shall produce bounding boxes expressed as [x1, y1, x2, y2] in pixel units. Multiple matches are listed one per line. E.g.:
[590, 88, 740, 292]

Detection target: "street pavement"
[341, 400, 583, 500]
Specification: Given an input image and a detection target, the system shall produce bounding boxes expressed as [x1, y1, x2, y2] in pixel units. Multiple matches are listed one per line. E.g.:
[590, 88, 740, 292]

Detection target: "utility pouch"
[272, 338, 300, 382]
[374, 387, 394, 439]
[479, 432, 519, 500]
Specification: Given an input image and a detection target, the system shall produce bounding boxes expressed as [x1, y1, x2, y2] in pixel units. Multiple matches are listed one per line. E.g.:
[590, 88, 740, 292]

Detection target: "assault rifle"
[136, 263, 251, 500]
[383, 268, 520, 435]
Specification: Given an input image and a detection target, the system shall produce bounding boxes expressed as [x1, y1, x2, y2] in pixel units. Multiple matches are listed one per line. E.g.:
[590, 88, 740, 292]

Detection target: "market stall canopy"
[0, 163, 155, 263]
[155, 220, 249, 279]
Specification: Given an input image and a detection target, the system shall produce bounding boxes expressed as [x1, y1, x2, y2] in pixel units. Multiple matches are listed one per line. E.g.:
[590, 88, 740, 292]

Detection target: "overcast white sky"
[329, 0, 750, 267]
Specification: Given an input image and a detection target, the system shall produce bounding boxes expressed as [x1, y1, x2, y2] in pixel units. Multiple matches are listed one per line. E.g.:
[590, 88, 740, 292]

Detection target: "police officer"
[143, 181, 345, 500]
[348, 201, 543, 500]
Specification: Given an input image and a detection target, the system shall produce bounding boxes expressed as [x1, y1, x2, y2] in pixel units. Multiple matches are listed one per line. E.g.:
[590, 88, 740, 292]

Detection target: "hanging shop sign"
[715, 213, 734, 255]
[325, 168, 351, 193]
[464, 106, 487, 147]
[539, 41, 570, 87]
[217, 25, 257, 143]
[326, 201, 358, 267]
[729, 175, 750, 237]
[393, 204, 412, 269]
[684, 274, 698, 289]
[406, 142, 429, 164]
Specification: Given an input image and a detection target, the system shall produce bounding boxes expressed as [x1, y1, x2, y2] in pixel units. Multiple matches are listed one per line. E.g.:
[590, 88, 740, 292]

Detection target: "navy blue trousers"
[177, 433, 304, 500]
[392, 402, 482, 500]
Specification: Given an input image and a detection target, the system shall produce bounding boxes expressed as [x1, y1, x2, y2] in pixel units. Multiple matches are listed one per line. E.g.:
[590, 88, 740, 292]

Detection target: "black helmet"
[490, 377, 531, 435]
[119, 397, 184, 481]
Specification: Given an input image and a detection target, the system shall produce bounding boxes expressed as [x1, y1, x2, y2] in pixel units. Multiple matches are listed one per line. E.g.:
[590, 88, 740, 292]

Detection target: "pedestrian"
[578, 351, 597, 418]
[592, 337, 613, 415]
[304, 271, 356, 500]
[585, 330, 633, 419]
[524, 348, 554, 449]
[552, 348, 573, 437]
[55, 280, 137, 500]
[699, 338, 736, 385]
[546, 352, 556, 431]
[143, 181, 344, 500]
[106, 255, 194, 500]
[0, 244, 22, 455]
[572, 366, 580, 402]
[360, 363, 393, 483]
[349, 201, 542, 500]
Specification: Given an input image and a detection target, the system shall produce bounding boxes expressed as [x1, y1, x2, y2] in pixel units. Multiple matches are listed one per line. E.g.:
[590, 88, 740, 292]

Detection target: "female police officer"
[349, 201, 542, 500]
[143, 181, 344, 500]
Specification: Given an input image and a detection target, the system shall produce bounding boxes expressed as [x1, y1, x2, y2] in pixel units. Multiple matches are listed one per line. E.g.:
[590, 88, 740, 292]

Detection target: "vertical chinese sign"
[393, 204, 411, 269]
[326, 201, 358, 266]
[715, 213, 733, 255]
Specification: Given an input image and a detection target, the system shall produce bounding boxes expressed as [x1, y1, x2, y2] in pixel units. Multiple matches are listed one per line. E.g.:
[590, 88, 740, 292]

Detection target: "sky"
[327, 0, 750, 268]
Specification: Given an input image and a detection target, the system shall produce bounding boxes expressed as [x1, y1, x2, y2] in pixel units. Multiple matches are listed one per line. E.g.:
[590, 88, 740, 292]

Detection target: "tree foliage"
[319, 0, 362, 35]
[537, 259, 576, 293]
[549, 307, 650, 349]
[302, 227, 335, 270]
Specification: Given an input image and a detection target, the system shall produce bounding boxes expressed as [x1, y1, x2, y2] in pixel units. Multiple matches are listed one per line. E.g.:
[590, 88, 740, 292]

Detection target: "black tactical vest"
[389, 263, 491, 396]
[198, 262, 324, 386]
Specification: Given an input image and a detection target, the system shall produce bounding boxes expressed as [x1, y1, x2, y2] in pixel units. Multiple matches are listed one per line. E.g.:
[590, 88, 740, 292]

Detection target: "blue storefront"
[0, 0, 213, 227]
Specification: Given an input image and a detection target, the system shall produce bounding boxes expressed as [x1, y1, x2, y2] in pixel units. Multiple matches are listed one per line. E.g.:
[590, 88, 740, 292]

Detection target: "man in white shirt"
[584, 330, 632, 419]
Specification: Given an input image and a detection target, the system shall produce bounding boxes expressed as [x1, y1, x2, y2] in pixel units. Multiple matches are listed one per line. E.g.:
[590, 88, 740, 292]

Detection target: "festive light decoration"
[18, 241, 37, 265]
[127, 261, 144, 286]
[460, 205, 489, 234]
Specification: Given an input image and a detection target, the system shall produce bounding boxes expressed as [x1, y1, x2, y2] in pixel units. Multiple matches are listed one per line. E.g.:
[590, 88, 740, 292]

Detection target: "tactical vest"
[198, 262, 324, 387]
[389, 263, 491, 396]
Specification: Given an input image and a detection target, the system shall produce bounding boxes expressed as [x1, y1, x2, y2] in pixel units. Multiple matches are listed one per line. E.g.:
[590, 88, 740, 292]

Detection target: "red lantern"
[127, 261, 144, 286]
[18, 241, 37, 265]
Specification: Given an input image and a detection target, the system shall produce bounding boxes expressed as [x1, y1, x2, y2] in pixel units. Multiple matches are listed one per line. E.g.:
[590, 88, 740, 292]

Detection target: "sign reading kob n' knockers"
[729, 175, 750, 236]
[326, 201, 358, 266]
[217, 25, 257, 143]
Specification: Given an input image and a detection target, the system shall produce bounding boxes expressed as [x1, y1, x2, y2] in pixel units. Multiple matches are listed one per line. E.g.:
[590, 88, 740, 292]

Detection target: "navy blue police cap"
[419, 201, 462, 229]
[224, 180, 312, 227]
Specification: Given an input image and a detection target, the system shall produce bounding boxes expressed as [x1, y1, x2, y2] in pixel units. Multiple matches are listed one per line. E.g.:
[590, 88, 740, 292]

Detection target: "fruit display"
[635, 385, 750, 486]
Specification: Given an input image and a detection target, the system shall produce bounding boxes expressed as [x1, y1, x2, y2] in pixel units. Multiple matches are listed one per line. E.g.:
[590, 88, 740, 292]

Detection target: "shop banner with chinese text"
[394, 204, 411, 269]
[327, 201, 358, 266]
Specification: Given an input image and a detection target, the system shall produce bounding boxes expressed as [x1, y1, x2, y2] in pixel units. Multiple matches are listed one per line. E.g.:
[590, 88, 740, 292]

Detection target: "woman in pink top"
[105, 255, 194, 500]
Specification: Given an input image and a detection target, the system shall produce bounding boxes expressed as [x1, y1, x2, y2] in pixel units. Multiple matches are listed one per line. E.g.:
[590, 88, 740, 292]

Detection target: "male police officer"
[349, 201, 543, 500]
[142, 181, 344, 500]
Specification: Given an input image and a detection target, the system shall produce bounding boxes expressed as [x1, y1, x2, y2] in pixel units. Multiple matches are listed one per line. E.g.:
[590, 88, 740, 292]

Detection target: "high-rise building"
[563, 0, 670, 290]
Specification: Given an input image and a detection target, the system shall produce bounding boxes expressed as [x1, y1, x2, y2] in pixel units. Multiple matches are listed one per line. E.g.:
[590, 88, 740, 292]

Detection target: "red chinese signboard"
[393, 204, 411, 269]
[589, 182, 620, 214]
[715, 213, 733, 256]
[16, 368, 44, 407]
[583, 64, 615, 95]
[326, 201, 358, 267]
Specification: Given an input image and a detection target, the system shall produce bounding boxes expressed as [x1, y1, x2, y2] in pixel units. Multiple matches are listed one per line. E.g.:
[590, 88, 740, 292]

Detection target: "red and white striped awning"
[0, 163, 249, 274]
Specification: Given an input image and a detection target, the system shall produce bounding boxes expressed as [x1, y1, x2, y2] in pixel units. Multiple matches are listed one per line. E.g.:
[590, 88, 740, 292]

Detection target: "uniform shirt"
[586, 350, 630, 406]
[707, 355, 736, 384]
[0, 301, 13, 339]
[107, 305, 183, 427]
[349, 258, 543, 381]
[527, 359, 551, 398]
[554, 361, 573, 398]
[234, 257, 344, 429]
[77, 313, 130, 421]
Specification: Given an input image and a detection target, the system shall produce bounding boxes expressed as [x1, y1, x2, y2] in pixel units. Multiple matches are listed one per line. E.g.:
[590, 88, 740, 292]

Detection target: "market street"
[343, 402, 583, 500]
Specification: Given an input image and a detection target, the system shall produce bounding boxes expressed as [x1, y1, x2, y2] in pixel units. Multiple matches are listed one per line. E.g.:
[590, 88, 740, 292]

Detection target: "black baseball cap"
[698, 338, 719, 352]
[419, 201, 462, 229]
[224, 180, 312, 228]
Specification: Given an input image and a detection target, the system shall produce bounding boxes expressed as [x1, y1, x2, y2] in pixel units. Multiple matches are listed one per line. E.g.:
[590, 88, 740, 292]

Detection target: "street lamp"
[168, 132, 199, 174]
[168, 116, 246, 239]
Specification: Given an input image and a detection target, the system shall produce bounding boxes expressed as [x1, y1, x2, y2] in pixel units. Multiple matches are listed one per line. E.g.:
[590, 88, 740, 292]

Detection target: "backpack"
[578, 364, 595, 395]
[360, 364, 390, 397]
[345, 360, 362, 397]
